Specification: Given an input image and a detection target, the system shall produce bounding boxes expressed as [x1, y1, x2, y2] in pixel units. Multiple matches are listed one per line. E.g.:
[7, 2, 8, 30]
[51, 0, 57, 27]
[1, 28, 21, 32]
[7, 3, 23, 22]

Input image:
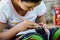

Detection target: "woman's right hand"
[15, 20, 39, 31]
[0, 20, 39, 40]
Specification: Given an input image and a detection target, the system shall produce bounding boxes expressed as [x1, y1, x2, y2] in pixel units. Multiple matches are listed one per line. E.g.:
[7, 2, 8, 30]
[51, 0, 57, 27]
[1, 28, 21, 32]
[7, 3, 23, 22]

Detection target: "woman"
[0, 0, 47, 40]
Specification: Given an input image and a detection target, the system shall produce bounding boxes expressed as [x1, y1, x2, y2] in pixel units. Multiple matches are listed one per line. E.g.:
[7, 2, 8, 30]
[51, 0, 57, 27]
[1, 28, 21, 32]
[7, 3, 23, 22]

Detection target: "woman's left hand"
[38, 22, 48, 33]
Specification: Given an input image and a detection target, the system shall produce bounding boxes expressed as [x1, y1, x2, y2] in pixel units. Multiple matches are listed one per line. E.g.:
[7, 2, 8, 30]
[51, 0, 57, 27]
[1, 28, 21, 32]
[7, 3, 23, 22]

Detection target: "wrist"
[15, 23, 27, 32]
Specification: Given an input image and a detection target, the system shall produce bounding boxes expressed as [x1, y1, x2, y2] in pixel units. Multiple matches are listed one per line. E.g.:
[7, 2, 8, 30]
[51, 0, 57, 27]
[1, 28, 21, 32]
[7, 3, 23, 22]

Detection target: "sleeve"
[0, 9, 7, 23]
[36, 1, 47, 16]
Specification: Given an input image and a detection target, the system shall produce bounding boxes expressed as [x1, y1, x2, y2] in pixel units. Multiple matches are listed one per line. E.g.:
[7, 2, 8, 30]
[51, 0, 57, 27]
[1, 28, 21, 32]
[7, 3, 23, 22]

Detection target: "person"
[0, 0, 47, 40]
[0, 20, 41, 40]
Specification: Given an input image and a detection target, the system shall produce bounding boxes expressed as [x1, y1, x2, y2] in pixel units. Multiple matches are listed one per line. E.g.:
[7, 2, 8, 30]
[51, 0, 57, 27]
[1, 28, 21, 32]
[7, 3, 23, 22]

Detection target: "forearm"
[0, 25, 23, 40]
[0, 27, 18, 40]
[36, 16, 46, 24]
[39, 16, 46, 23]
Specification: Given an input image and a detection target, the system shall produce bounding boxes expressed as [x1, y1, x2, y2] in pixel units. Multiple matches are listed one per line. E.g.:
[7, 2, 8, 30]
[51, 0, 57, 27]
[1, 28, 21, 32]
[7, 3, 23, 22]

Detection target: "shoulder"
[0, 0, 12, 18]
[0, 0, 10, 9]
[35, 1, 46, 9]
[33, 1, 47, 16]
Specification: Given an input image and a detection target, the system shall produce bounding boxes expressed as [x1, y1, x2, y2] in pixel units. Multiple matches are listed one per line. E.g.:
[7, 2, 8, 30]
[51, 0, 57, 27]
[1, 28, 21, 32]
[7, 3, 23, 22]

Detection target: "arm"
[0, 22, 28, 40]
[0, 24, 23, 40]
[35, 15, 48, 33]
[35, 15, 46, 24]
[0, 20, 39, 40]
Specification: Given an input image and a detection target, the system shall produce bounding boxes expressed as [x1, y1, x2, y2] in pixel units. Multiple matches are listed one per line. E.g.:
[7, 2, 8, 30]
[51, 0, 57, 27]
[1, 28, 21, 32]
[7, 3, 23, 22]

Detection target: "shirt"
[0, 0, 47, 35]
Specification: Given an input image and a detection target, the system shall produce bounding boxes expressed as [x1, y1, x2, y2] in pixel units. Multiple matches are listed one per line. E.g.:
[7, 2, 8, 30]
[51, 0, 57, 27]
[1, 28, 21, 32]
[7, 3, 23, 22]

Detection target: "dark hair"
[21, 0, 42, 3]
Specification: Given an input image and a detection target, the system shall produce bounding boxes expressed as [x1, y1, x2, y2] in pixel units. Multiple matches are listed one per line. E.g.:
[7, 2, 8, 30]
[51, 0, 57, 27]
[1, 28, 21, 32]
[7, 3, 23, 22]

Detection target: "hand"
[15, 20, 39, 31]
[38, 22, 48, 33]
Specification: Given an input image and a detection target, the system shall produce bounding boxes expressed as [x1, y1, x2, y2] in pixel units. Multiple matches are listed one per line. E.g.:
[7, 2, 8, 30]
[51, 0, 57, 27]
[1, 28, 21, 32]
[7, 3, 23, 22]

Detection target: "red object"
[54, 7, 60, 26]
[56, 35, 60, 40]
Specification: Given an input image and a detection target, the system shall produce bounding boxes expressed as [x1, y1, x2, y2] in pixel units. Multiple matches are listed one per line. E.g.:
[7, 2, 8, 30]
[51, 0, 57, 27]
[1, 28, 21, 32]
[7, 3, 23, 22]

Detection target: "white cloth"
[0, 0, 47, 35]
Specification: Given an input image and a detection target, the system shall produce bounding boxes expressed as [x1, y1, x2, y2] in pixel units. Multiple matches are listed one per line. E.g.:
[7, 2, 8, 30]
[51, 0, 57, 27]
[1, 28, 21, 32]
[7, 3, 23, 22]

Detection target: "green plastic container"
[19, 33, 43, 40]
[52, 28, 60, 40]
[24, 34, 43, 40]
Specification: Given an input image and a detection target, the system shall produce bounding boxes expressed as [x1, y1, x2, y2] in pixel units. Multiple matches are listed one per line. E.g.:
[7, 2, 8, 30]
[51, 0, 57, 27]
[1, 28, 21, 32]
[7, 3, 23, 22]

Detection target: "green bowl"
[52, 28, 60, 40]
[24, 34, 43, 40]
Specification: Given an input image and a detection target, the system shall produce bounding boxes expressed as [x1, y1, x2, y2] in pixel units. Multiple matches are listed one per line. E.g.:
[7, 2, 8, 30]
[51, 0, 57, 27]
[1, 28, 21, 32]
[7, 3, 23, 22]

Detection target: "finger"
[39, 22, 47, 27]
[26, 21, 38, 26]
[28, 24, 40, 29]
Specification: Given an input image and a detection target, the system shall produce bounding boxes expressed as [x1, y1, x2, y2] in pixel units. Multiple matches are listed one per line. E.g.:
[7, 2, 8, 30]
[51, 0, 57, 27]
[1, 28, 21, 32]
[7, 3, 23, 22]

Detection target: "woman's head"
[15, 0, 42, 11]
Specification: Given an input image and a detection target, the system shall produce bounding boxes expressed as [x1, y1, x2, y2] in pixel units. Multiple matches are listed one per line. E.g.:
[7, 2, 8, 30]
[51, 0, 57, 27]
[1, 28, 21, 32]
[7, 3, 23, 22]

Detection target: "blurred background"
[42, 0, 60, 28]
